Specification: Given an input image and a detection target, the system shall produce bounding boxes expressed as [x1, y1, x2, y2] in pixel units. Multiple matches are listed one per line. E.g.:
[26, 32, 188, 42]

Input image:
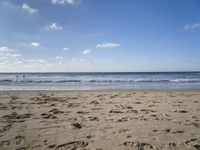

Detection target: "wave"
[171, 79, 200, 83]
[0, 79, 13, 82]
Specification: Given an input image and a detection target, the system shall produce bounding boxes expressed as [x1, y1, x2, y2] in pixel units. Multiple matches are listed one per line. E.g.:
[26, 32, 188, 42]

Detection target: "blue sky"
[0, 0, 200, 72]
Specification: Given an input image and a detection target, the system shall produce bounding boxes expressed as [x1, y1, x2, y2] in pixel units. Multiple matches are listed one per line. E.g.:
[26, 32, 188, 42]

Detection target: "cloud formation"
[82, 49, 91, 55]
[96, 42, 120, 48]
[0, 47, 14, 52]
[0, 46, 22, 67]
[56, 56, 64, 60]
[63, 47, 70, 51]
[52, 0, 80, 5]
[31, 42, 40, 47]
[22, 3, 38, 15]
[184, 23, 200, 31]
[69, 58, 91, 65]
[28, 59, 48, 64]
[7, 53, 21, 58]
[46, 22, 63, 30]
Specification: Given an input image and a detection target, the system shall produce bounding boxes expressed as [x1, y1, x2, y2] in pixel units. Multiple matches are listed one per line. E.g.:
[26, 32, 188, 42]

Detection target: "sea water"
[0, 72, 200, 90]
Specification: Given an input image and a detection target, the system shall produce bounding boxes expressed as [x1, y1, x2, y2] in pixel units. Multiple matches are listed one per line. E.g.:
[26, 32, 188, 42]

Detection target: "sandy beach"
[0, 90, 200, 150]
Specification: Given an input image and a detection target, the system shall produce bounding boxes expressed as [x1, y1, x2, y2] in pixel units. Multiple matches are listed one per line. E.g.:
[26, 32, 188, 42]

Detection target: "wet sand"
[0, 90, 200, 150]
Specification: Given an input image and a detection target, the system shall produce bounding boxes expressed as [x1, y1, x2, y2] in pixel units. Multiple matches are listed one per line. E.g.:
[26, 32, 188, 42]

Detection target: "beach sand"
[0, 90, 200, 150]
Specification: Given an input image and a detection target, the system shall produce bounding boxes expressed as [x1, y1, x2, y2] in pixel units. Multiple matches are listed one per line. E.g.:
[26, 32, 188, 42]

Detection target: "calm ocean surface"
[0, 72, 200, 90]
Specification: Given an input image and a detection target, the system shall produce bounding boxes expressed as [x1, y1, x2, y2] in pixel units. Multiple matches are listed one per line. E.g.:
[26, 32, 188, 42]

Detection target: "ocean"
[0, 72, 200, 90]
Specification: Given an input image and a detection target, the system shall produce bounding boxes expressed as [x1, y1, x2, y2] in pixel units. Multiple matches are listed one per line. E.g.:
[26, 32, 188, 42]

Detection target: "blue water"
[0, 72, 200, 90]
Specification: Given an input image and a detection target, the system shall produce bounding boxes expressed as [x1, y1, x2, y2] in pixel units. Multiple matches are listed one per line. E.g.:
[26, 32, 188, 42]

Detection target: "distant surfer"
[16, 75, 19, 82]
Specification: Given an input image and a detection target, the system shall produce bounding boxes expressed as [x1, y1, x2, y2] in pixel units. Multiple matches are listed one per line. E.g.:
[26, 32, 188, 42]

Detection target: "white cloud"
[58, 61, 64, 64]
[69, 58, 92, 65]
[82, 49, 91, 55]
[63, 47, 70, 51]
[96, 42, 120, 48]
[22, 3, 38, 15]
[46, 22, 63, 30]
[56, 56, 64, 60]
[30, 42, 40, 47]
[0, 47, 15, 52]
[52, 0, 79, 5]
[184, 23, 200, 31]
[0, 47, 22, 68]
[6, 53, 21, 58]
[28, 59, 47, 64]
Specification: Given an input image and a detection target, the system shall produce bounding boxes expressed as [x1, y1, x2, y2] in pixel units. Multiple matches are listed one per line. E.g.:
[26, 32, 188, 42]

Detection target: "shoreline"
[0, 89, 200, 92]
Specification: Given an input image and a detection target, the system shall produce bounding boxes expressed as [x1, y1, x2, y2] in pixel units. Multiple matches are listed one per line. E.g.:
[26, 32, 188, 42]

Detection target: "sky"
[0, 0, 200, 72]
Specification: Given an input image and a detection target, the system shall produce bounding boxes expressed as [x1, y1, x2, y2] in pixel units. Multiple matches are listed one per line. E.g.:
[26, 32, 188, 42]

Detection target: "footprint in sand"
[169, 143, 177, 149]
[41, 113, 57, 119]
[140, 109, 157, 113]
[15, 135, 25, 145]
[191, 122, 199, 128]
[0, 103, 8, 110]
[126, 109, 138, 113]
[172, 130, 185, 134]
[90, 100, 99, 104]
[135, 102, 142, 104]
[117, 117, 130, 122]
[48, 144, 56, 148]
[3, 112, 32, 120]
[55, 141, 88, 150]
[16, 147, 28, 150]
[110, 94, 118, 98]
[148, 104, 156, 107]
[0, 124, 12, 133]
[152, 129, 158, 132]
[109, 110, 123, 113]
[76, 111, 89, 114]
[49, 108, 64, 114]
[122, 141, 156, 149]
[0, 140, 10, 147]
[161, 129, 171, 133]
[185, 138, 198, 145]
[89, 116, 99, 121]
[174, 110, 188, 113]
[71, 123, 82, 129]
[194, 145, 200, 150]
[185, 139, 200, 150]
[10, 95, 18, 100]
[119, 129, 130, 133]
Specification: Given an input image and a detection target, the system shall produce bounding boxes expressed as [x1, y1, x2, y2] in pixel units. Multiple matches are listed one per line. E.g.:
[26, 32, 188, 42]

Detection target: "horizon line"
[0, 71, 200, 73]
